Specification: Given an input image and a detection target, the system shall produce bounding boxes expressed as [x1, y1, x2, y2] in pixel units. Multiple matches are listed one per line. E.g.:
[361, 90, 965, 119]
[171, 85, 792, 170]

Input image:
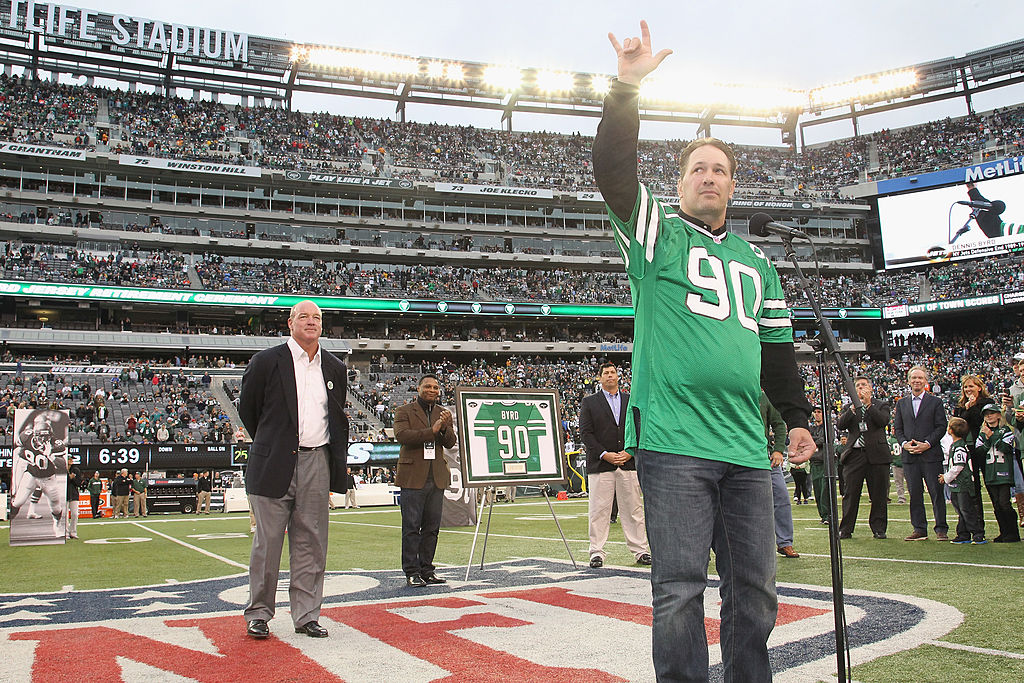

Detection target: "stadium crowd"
[0, 367, 236, 445]
[2, 75, 1023, 195]
[7, 235, 1024, 312]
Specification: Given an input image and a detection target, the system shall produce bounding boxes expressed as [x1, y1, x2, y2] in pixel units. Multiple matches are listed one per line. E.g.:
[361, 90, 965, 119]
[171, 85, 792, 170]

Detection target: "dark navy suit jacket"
[893, 391, 947, 464]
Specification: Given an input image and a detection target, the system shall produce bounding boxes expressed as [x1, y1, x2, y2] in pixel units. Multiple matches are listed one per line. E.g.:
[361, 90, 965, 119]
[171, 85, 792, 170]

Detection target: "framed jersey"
[455, 387, 566, 487]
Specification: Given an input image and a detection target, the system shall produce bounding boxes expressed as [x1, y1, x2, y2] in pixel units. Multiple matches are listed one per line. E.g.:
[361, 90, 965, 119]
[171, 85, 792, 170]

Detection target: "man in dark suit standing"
[239, 300, 349, 639]
[580, 362, 650, 568]
[836, 376, 891, 539]
[894, 365, 949, 541]
[394, 374, 457, 587]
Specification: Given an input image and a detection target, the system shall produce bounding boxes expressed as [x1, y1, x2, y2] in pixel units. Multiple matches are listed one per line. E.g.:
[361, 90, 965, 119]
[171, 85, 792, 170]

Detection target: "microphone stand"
[779, 235, 861, 683]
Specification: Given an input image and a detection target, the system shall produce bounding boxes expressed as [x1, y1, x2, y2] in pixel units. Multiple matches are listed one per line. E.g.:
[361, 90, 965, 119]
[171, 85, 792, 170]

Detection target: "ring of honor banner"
[9, 409, 70, 546]
[455, 388, 565, 487]
[440, 415, 476, 527]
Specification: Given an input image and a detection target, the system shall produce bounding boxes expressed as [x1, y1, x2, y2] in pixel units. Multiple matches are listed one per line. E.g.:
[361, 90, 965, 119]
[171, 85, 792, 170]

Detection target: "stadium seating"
[3, 73, 1022, 194]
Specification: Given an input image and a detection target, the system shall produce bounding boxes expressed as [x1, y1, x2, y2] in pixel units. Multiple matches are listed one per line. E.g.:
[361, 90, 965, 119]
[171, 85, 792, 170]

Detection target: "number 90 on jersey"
[455, 387, 566, 487]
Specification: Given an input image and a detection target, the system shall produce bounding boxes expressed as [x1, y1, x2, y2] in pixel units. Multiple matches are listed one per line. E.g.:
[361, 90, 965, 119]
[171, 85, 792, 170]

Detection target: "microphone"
[956, 199, 1005, 214]
[748, 213, 808, 240]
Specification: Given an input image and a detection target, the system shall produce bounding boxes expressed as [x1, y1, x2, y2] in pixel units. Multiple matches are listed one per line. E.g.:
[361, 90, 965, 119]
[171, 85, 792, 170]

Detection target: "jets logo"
[927, 245, 951, 262]
[284, 170, 301, 180]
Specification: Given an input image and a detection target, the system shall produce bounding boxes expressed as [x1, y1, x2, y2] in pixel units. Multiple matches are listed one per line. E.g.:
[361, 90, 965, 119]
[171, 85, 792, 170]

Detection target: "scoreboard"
[62, 444, 234, 470]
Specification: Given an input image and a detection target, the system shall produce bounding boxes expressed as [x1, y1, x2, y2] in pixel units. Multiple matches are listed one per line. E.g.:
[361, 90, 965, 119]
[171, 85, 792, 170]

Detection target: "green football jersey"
[946, 439, 974, 490]
[975, 425, 1014, 485]
[609, 184, 793, 469]
[472, 400, 547, 475]
[888, 436, 902, 467]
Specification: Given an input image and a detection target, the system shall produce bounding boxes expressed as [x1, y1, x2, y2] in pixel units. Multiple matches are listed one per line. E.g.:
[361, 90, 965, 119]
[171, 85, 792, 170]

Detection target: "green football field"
[2, 491, 1022, 682]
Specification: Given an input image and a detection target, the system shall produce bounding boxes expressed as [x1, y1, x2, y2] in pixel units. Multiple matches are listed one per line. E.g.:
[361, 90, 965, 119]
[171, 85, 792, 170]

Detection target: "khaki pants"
[345, 489, 358, 508]
[588, 469, 649, 560]
[198, 490, 212, 513]
[67, 499, 79, 537]
[133, 491, 147, 516]
[893, 466, 906, 503]
[113, 495, 130, 518]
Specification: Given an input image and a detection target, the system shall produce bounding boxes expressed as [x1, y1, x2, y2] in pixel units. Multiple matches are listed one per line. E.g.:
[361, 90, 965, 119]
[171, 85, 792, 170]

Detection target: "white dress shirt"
[287, 337, 330, 448]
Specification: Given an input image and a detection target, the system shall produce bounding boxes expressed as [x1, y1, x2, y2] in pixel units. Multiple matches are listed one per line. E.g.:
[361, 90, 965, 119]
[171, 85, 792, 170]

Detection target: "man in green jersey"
[594, 20, 814, 682]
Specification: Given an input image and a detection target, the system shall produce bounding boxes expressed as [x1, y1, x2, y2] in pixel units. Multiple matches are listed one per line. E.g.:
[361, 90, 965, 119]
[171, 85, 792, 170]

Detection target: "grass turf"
[1, 492, 1022, 681]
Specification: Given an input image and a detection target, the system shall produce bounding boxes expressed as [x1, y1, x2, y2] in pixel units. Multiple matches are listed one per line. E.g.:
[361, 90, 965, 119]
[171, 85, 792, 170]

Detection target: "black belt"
[298, 444, 327, 451]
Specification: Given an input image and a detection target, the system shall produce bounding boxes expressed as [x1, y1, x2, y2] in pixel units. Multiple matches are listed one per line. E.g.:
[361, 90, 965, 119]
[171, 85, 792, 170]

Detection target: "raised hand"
[607, 20, 672, 85]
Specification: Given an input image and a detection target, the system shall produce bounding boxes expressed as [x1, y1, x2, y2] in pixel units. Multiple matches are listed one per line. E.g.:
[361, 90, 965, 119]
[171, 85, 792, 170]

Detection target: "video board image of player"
[466, 399, 558, 478]
[10, 409, 70, 545]
[949, 182, 1007, 244]
[877, 174, 1024, 269]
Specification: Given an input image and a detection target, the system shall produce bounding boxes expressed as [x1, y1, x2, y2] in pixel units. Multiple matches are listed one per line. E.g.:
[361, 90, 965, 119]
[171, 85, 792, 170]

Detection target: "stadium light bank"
[289, 43, 918, 115]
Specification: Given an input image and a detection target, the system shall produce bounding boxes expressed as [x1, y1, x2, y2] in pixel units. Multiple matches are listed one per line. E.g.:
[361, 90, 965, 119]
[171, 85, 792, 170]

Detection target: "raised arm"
[593, 21, 672, 222]
[607, 20, 673, 86]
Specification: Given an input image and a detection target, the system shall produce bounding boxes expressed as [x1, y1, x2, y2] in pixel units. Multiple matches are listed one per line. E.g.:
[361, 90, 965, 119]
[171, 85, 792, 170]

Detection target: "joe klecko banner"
[9, 409, 70, 546]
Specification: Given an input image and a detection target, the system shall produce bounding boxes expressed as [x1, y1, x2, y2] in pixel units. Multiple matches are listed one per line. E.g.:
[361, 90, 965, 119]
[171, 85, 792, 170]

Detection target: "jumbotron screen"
[877, 175, 1024, 269]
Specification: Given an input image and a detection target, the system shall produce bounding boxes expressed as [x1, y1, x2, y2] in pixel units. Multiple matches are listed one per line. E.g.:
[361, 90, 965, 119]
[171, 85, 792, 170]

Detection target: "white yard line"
[130, 522, 249, 570]
[330, 519, 621, 545]
[927, 640, 1024, 659]
[798, 552, 1023, 571]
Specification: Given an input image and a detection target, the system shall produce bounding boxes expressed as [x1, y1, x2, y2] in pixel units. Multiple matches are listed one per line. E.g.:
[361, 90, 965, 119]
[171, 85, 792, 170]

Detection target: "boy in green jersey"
[943, 418, 985, 544]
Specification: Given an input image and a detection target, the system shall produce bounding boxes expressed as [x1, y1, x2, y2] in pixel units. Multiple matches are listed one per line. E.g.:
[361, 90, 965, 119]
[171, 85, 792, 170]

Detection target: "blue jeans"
[771, 464, 794, 547]
[637, 450, 777, 683]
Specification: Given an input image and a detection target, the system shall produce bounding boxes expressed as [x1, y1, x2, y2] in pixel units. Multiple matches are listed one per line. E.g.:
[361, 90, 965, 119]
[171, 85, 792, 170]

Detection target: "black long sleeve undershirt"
[593, 79, 641, 223]
[592, 79, 811, 433]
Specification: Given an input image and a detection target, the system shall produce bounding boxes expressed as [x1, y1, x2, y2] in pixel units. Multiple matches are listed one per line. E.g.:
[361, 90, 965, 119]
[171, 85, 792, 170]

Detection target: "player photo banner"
[455, 387, 566, 487]
[9, 409, 70, 546]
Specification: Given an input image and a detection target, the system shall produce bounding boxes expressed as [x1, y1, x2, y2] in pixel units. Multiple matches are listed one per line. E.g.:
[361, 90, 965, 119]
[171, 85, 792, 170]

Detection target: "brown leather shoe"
[904, 530, 928, 541]
[777, 545, 800, 558]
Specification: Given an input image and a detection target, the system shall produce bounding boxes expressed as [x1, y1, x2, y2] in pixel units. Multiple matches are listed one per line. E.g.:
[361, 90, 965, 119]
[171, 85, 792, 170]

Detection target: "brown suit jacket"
[394, 400, 457, 489]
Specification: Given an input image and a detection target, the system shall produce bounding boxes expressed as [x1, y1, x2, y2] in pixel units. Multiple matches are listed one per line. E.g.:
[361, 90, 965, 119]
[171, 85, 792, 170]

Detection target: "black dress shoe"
[406, 574, 427, 587]
[294, 621, 328, 638]
[589, 556, 603, 569]
[838, 532, 852, 539]
[422, 572, 447, 585]
[635, 553, 652, 565]
[246, 619, 269, 639]
[873, 532, 887, 539]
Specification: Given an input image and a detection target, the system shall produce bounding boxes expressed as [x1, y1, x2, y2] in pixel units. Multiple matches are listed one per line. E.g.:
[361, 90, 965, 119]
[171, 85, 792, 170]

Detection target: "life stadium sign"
[0, 142, 86, 161]
[118, 155, 261, 177]
[5, 2, 249, 62]
[0, 559, 962, 681]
